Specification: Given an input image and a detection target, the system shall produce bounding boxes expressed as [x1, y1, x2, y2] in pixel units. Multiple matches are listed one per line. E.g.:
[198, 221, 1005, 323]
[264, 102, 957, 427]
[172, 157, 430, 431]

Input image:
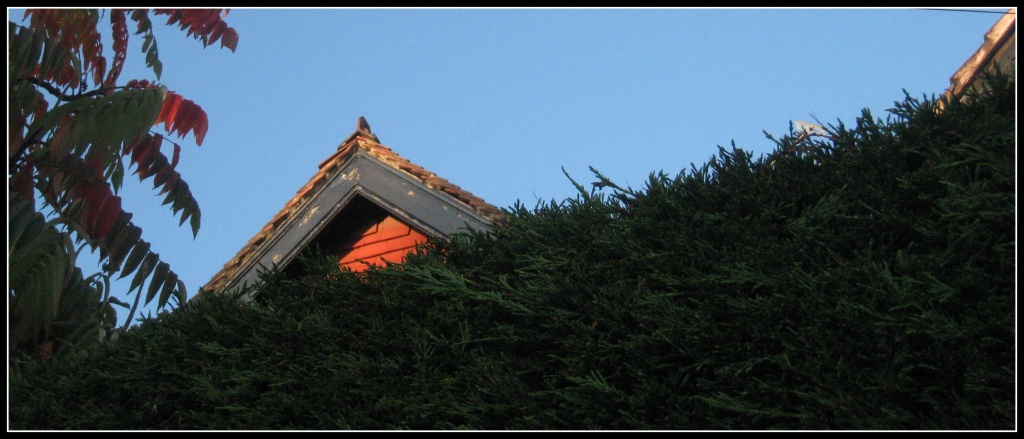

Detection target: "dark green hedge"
[9, 73, 1015, 430]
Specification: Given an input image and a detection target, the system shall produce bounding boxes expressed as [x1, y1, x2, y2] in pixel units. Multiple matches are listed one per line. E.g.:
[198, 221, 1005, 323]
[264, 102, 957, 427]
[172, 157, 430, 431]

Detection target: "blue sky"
[8, 7, 1013, 326]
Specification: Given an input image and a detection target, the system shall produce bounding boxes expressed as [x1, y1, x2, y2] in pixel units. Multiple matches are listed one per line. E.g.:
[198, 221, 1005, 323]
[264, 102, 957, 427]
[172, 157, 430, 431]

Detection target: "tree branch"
[9, 126, 48, 177]
[21, 76, 115, 101]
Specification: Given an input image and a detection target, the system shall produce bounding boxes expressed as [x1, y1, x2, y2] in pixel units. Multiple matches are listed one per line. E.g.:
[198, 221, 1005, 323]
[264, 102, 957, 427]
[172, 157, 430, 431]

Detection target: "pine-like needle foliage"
[10, 73, 1015, 430]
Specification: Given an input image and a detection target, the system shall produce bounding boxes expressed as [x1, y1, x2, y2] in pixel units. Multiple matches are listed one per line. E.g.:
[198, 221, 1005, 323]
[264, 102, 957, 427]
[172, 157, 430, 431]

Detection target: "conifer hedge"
[9, 73, 1015, 430]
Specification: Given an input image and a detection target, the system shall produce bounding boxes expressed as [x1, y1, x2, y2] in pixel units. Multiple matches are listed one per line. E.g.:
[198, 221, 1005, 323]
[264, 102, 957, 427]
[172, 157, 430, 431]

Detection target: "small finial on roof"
[337, 116, 379, 150]
[357, 116, 372, 134]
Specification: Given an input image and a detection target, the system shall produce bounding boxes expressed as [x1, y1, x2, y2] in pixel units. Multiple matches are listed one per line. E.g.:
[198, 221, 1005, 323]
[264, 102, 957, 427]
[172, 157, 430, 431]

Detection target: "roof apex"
[200, 117, 504, 295]
[339, 116, 379, 147]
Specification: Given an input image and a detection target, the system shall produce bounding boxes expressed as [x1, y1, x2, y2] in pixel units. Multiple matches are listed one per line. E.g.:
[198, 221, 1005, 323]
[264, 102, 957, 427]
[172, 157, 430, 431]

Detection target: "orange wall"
[337, 214, 427, 271]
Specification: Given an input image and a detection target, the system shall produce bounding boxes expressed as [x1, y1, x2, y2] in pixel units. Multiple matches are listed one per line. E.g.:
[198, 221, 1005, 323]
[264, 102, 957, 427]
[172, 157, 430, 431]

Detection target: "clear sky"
[8, 7, 1014, 326]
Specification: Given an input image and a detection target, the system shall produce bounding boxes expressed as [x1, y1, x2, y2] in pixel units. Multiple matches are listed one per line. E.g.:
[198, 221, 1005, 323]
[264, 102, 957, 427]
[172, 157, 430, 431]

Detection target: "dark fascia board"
[223, 150, 493, 296]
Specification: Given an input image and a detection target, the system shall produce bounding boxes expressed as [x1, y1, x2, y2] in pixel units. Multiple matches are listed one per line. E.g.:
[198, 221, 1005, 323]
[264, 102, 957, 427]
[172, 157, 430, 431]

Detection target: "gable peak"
[340, 116, 380, 147]
[357, 116, 372, 134]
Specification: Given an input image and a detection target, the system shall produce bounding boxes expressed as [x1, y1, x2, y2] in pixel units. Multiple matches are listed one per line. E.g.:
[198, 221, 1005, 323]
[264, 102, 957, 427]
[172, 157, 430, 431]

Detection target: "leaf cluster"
[8, 9, 237, 354]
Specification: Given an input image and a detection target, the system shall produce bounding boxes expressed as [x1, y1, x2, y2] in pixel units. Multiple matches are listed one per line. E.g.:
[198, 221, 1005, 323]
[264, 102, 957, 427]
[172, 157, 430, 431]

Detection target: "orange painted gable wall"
[337, 214, 428, 271]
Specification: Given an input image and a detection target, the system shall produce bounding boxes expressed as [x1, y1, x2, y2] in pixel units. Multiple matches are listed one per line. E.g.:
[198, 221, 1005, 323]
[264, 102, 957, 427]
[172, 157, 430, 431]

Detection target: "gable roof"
[940, 8, 1016, 106]
[200, 117, 503, 295]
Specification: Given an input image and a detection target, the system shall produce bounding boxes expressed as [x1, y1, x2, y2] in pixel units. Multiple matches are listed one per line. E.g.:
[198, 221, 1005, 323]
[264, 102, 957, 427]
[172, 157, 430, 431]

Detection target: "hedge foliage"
[9, 73, 1015, 430]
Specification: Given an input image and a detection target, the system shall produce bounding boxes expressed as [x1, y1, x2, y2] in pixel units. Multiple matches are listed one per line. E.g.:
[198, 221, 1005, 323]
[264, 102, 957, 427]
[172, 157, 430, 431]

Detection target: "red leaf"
[150, 9, 237, 52]
[94, 192, 122, 239]
[150, 133, 164, 159]
[158, 92, 183, 132]
[129, 138, 145, 167]
[192, 10, 217, 38]
[125, 79, 155, 90]
[221, 27, 238, 52]
[193, 106, 209, 146]
[92, 56, 106, 88]
[153, 92, 210, 145]
[158, 9, 182, 26]
[152, 156, 172, 189]
[158, 173, 180, 196]
[50, 116, 74, 159]
[9, 116, 26, 155]
[181, 9, 201, 25]
[208, 21, 226, 46]
[131, 8, 149, 23]
[30, 89, 49, 121]
[137, 150, 157, 180]
[171, 143, 181, 169]
[172, 100, 197, 139]
[124, 133, 150, 160]
[11, 160, 35, 204]
[123, 135, 142, 157]
[78, 180, 106, 237]
[84, 153, 104, 179]
[104, 10, 129, 88]
[131, 134, 160, 172]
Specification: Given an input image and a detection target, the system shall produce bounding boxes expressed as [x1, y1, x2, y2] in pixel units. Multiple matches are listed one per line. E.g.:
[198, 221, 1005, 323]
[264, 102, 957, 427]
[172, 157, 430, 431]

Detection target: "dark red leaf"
[84, 153, 104, 179]
[152, 155, 172, 189]
[11, 160, 35, 204]
[158, 173, 180, 196]
[94, 192, 122, 239]
[221, 27, 238, 52]
[171, 144, 181, 169]
[130, 134, 154, 168]
[208, 21, 226, 46]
